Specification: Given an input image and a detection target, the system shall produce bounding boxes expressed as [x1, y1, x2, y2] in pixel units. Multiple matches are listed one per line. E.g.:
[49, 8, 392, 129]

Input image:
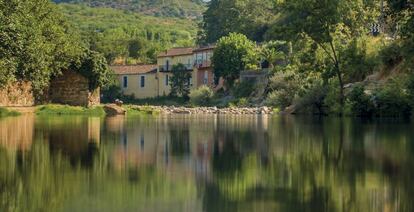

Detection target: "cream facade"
[112, 46, 219, 99]
[118, 73, 158, 99]
[111, 65, 159, 99]
[157, 47, 197, 96]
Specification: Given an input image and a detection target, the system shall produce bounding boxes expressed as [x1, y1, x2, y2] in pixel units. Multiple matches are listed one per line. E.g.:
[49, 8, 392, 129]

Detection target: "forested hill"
[53, 0, 206, 19]
[55, 3, 198, 64]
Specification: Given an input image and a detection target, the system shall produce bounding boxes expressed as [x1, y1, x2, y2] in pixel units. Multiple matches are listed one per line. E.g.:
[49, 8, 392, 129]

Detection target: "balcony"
[159, 64, 193, 72]
[194, 60, 212, 69]
[159, 65, 171, 72]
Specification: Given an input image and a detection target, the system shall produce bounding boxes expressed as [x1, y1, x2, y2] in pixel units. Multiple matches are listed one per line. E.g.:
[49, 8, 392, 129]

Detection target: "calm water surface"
[0, 114, 413, 212]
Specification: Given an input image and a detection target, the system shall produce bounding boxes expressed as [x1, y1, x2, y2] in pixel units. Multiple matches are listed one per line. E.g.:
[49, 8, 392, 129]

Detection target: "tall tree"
[0, 0, 113, 93]
[212, 33, 258, 87]
[198, 0, 275, 44]
[169, 63, 192, 98]
[0, 0, 81, 92]
[270, 0, 375, 111]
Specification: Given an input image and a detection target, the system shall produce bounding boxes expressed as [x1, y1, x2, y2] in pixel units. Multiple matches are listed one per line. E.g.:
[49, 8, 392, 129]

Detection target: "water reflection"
[0, 115, 413, 211]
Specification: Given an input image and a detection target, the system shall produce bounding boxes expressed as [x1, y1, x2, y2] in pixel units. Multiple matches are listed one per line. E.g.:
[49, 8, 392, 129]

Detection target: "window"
[165, 75, 169, 86]
[140, 76, 145, 88]
[203, 71, 208, 84]
[123, 76, 128, 88]
[166, 60, 169, 71]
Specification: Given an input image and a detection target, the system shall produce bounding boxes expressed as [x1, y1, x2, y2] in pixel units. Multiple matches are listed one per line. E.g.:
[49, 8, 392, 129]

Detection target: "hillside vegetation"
[197, 0, 414, 117]
[57, 3, 198, 64]
[53, 0, 206, 19]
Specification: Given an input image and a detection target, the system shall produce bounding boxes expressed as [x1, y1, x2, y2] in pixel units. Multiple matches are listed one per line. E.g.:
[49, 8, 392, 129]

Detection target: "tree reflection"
[0, 115, 414, 211]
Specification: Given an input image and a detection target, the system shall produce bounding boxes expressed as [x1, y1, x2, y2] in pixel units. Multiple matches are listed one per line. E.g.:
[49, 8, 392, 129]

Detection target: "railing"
[194, 60, 212, 69]
[159, 65, 171, 72]
[159, 64, 193, 72]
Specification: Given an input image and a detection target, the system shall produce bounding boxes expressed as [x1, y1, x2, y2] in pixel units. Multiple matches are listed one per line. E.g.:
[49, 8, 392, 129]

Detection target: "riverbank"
[0, 107, 21, 117]
[127, 105, 274, 115]
[3, 104, 275, 116]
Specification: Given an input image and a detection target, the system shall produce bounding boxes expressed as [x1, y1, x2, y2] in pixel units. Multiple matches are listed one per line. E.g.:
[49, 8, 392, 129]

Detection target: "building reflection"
[0, 115, 34, 152]
[104, 115, 272, 186]
[0, 115, 413, 211]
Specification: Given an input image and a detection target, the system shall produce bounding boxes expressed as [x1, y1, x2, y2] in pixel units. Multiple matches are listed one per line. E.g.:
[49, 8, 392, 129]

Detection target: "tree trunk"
[335, 63, 345, 110]
[329, 40, 344, 115]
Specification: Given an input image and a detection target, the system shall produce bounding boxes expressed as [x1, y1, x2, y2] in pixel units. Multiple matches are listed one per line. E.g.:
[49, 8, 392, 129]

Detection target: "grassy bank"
[36, 104, 106, 116]
[0, 107, 21, 118]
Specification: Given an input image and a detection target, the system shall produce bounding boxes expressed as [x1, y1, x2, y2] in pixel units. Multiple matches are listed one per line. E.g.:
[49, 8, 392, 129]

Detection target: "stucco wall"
[157, 54, 194, 70]
[157, 72, 172, 96]
[0, 81, 34, 107]
[119, 73, 159, 99]
[49, 70, 100, 107]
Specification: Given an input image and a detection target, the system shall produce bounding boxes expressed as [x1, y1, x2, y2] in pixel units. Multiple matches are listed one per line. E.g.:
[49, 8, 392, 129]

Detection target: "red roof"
[193, 45, 215, 52]
[111, 65, 157, 75]
[158, 47, 194, 58]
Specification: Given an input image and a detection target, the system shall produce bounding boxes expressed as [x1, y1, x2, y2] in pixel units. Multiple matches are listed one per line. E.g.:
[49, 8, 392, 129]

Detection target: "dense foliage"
[0, 0, 81, 92]
[198, 0, 276, 44]
[70, 49, 114, 90]
[212, 33, 258, 87]
[53, 0, 206, 18]
[169, 64, 192, 98]
[0, 0, 113, 93]
[200, 0, 414, 116]
[57, 4, 197, 64]
[189, 85, 214, 106]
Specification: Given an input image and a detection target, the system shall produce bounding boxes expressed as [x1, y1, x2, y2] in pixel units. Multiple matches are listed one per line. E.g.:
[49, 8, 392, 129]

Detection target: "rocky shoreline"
[131, 105, 274, 115]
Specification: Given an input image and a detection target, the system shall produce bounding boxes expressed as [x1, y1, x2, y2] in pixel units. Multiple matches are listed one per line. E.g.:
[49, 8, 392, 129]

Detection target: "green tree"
[70, 49, 114, 90]
[212, 33, 258, 87]
[271, 0, 374, 111]
[128, 39, 147, 59]
[169, 63, 192, 98]
[0, 0, 82, 92]
[260, 41, 290, 68]
[199, 0, 275, 44]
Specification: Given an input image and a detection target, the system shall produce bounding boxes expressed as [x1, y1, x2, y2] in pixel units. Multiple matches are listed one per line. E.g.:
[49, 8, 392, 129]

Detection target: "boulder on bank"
[104, 104, 126, 116]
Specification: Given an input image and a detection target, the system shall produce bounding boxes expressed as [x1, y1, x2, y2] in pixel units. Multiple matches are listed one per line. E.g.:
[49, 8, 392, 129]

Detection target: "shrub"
[295, 85, 327, 114]
[347, 85, 375, 117]
[189, 86, 214, 106]
[228, 98, 250, 108]
[379, 42, 403, 68]
[231, 81, 255, 98]
[265, 90, 294, 110]
[373, 79, 411, 117]
[101, 85, 122, 103]
[268, 71, 296, 91]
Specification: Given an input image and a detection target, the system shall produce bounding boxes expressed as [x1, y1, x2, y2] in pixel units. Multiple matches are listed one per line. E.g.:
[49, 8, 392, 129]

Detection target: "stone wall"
[49, 70, 100, 107]
[0, 81, 34, 107]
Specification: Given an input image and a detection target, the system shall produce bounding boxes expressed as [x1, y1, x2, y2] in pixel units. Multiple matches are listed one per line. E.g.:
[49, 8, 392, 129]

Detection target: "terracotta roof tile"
[111, 65, 157, 75]
[193, 45, 216, 52]
[158, 47, 194, 58]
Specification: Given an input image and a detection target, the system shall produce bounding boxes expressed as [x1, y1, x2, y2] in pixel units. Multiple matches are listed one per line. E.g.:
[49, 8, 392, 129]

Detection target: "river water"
[0, 114, 413, 211]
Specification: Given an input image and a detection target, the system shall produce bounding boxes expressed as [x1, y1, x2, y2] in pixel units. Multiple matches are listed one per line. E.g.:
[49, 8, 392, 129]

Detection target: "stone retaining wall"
[0, 81, 34, 107]
[49, 70, 100, 107]
[0, 71, 100, 107]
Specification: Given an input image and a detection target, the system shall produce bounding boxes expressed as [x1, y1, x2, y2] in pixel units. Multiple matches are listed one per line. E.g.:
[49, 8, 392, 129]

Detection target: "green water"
[0, 114, 413, 212]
